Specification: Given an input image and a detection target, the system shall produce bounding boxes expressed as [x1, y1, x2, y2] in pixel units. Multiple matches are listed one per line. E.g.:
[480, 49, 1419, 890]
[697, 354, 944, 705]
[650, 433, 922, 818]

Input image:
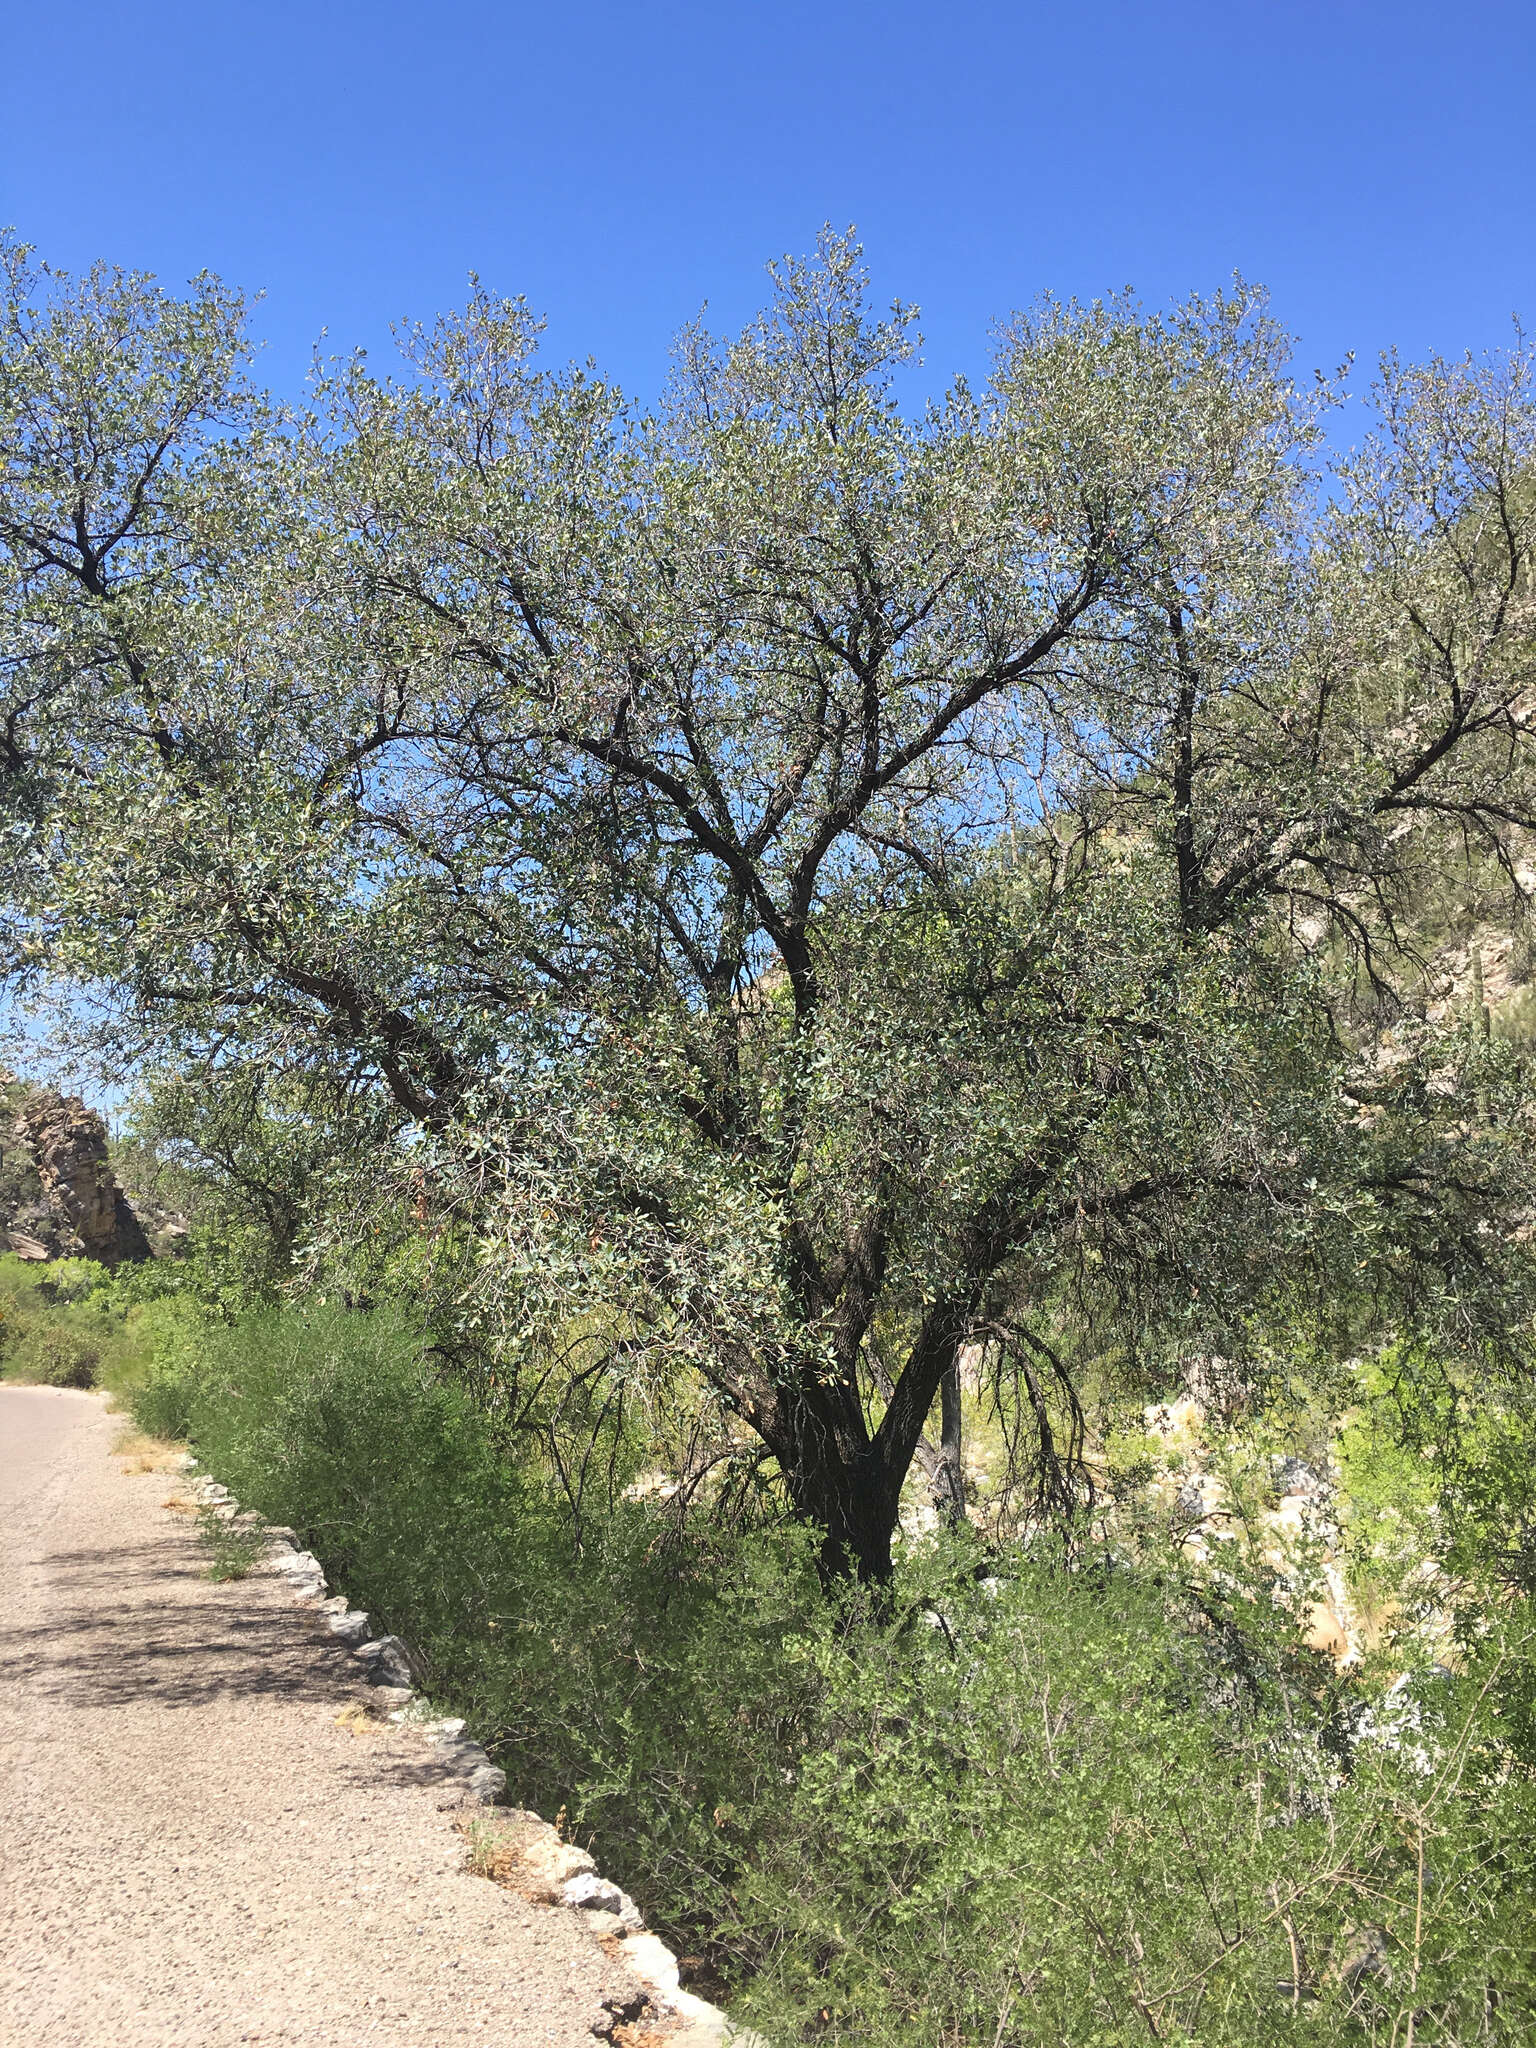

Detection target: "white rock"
[499, 1823, 595, 1888]
[621, 1933, 680, 1998]
[562, 1873, 624, 1914]
[423, 1718, 467, 1744]
[1272, 1456, 1325, 1497]
[272, 1548, 325, 1581]
[325, 1609, 371, 1646]
[617, 1935, 734, 2041]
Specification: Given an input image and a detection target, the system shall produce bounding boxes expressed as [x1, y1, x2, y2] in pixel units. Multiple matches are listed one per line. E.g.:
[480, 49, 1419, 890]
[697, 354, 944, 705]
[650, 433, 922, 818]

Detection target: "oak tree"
[4, 231, 1535, 1575]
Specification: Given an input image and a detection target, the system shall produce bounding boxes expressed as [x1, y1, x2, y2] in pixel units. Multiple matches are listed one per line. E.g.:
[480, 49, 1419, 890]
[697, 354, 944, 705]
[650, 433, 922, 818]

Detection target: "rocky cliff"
[4, 1089, 154, 1266]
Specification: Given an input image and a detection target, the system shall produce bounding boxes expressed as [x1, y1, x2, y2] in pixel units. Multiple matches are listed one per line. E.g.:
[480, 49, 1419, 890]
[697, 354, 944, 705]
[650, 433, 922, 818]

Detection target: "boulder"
[466, 1763, 507, 1805]
[435, 1737, 492, 1772]
[1272, 1456, 1325, 1498]
[354, 1635, 412, 1688]
[619, 1933, 737, 2039]
[486, 1815, 596, 1892]
[271, 1549, 327, 1599]
[272, 1547, 323, 1576]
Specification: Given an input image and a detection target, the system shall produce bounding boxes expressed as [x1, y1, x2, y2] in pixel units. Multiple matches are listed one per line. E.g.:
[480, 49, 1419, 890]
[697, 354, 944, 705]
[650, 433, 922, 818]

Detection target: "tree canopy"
[4, 228, 1536, 1574]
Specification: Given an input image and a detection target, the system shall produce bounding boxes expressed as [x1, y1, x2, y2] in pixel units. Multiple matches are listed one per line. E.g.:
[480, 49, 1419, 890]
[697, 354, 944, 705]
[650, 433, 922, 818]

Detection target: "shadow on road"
[0, 1540, 359, 1712]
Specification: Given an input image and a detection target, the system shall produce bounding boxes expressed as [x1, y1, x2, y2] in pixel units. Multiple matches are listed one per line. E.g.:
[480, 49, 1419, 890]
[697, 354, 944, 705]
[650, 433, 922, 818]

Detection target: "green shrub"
[198, 1507, 268, 1580]
[117, 1294, 212, 1434]
[167, 1300, 822, 1938]
[730, 1559, 1536, 2045]
[162, 1300, 1536, 2044]
[126, 1353, 199, 1435]
[5, 1313, 105, 1386]
[0, 1252, 215, 1402]
[0, 1255, 120, 1388]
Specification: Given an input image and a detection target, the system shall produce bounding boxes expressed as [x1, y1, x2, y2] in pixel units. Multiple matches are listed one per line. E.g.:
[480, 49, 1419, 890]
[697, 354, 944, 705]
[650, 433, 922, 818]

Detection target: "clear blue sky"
[3, 0, 1532, 409]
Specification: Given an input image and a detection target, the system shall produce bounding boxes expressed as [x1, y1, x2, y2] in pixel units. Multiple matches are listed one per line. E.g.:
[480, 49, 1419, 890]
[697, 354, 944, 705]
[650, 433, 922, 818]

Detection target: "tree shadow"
[0, 1539, 359, 1711]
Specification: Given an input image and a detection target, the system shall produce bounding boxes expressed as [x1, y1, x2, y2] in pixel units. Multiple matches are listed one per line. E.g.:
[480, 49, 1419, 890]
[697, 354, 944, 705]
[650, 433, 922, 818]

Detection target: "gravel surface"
[0, 1386, 634, 2047]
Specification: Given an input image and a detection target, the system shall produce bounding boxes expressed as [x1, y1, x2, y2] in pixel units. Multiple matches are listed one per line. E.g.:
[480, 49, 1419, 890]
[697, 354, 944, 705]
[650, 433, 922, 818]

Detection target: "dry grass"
[456, 1812, 554, 1897]
[113, 1423, 185, 1475]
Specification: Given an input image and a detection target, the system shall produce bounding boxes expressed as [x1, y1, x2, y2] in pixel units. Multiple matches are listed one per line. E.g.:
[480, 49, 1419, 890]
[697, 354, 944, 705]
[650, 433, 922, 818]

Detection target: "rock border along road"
[0, 1386, 651, 2047]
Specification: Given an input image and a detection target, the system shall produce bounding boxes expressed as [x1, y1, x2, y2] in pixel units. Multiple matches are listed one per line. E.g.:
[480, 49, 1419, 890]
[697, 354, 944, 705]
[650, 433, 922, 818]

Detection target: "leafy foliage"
[119, 1294, 1536, 2045]
[0, 1252, 118, 1385]
[5, 231, 1536, 1569]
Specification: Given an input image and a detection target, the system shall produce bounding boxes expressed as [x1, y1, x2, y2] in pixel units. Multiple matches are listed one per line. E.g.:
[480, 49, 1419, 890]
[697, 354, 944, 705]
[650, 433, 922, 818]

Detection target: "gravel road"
[0, 1386, 634, 2047]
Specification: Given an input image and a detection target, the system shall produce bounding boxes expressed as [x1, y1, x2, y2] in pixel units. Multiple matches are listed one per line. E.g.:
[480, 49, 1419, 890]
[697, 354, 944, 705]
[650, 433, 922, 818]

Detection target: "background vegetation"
[4, 1244, 1532, 2044]
[5, 229, 1536, 2041]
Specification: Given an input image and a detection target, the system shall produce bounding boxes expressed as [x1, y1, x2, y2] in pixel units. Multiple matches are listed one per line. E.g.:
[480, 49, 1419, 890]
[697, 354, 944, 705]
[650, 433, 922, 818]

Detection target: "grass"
[112, 1422, 186, 1473]
[197, 1505, 268, 1580]
[457, 1812, 525, 1884]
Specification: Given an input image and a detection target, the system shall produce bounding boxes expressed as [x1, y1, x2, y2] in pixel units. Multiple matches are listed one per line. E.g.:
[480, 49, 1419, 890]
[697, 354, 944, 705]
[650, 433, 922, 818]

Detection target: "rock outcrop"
[11, 1092, 153, 1266]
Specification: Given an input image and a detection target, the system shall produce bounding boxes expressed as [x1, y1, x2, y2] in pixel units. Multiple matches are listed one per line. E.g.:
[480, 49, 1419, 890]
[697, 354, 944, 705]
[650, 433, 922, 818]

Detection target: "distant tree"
[2, 229, 1535, 1575]
[112, 1060, 391, 1294]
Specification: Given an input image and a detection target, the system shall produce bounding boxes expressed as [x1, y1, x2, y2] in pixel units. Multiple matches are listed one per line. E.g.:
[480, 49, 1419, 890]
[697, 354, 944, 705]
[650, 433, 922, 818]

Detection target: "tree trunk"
[773, 1416, 900, 1583]
[802, 1464, 899, 1583]
[761, 1309, 978, 1583]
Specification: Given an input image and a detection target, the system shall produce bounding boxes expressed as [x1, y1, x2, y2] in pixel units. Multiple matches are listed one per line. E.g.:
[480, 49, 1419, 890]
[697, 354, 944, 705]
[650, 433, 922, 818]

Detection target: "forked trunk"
[781, 1431, 901, 1583]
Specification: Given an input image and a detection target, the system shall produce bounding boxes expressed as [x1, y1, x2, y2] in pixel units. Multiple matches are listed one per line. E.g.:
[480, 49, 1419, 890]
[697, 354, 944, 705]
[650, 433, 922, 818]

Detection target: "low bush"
[7, 1313, 106, 1387]
[142, 1296, 1536, 2044]
[198, 1507, 269, 1581]
[0, 1252, 215, 1400]
[156, 1300, 824, 1947]
[735, 1568, 1536, 2044]
[116, 1294, 216, 1434]
[0, 1254, 115, 1386]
